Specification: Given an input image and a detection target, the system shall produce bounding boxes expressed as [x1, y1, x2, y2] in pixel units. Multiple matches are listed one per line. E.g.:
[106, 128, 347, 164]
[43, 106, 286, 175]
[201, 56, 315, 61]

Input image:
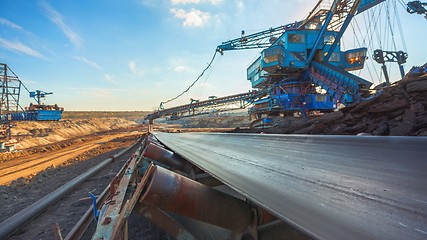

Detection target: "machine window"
[288, 34, 305, 43]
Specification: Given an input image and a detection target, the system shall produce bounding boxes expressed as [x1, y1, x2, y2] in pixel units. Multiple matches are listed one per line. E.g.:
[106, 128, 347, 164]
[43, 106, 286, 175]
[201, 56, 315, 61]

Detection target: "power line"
[159, 50, 218, 110]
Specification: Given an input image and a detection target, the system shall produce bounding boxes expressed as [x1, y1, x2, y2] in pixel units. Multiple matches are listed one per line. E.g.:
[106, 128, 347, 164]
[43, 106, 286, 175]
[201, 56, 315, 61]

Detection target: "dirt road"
[0, 132, 139, 185]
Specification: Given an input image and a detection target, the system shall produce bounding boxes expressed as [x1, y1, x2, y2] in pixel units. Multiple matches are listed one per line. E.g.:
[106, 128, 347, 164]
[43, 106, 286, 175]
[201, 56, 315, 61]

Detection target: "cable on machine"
[158, 50, 218, 110]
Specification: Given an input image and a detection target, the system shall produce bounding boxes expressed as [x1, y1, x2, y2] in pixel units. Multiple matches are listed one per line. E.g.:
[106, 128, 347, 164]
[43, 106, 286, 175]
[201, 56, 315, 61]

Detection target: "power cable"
[397, 0, 408, 10]
[394, 0, 408, 52]
[196, 54, 221, 101]
[385, 1, 398, 51]
[159, 50, 218, 110]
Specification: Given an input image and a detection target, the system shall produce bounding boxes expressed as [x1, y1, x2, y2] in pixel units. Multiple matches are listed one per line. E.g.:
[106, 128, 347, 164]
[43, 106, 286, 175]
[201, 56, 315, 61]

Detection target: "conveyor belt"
[154, 132, 427, 240]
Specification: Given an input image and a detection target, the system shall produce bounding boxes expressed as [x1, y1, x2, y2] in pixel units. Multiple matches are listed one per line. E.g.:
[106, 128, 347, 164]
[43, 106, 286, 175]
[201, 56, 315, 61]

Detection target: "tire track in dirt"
[0, 133, 135, 185]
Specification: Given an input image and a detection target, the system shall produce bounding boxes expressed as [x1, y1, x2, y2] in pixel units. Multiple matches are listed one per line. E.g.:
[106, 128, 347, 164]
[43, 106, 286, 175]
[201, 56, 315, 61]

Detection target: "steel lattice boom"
[146, 91, 265, 122]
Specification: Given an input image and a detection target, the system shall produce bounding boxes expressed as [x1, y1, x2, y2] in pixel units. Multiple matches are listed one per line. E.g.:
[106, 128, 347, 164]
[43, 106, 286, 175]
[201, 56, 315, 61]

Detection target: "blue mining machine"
[1, 63, 63, 143]
[6, 90, 64, 122]
[146, 0, 412, 127]
[26, 90, 63, 121]
[216, 0, 383, 123]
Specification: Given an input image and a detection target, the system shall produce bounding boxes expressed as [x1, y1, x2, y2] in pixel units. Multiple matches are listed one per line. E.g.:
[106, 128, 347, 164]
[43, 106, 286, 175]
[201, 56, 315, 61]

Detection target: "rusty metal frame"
[65, 147, 143, 240]
[65, 185, 110, 240]
[91, 146, 143, 240]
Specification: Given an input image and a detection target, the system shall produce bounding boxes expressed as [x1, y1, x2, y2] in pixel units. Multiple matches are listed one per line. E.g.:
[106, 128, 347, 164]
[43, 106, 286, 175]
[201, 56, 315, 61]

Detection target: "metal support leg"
[381, 64, 390, 86]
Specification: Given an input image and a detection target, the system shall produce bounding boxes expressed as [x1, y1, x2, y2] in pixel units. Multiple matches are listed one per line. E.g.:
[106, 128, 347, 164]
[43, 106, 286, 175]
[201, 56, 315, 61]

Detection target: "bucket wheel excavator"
[147, 0, 410, 128]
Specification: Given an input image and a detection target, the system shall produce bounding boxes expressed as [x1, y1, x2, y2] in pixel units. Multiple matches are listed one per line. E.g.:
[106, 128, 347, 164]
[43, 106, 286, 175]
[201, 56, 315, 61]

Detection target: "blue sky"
[0, 0, 425, 111]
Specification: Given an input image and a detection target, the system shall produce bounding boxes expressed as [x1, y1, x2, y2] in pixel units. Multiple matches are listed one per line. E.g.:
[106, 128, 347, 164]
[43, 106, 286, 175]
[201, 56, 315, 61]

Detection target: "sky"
[0, 0, 426, 111]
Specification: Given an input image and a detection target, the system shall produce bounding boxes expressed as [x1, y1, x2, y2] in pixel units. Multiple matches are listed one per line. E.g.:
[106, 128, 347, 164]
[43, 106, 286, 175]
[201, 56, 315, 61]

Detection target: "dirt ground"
[1, 134, 169, 240]
[11, 118, 137, 149]
[0, 131, 140, 185]
[0, 131, 141, 220]
[0, 116, 173, 239]
[0, 116, 230, 239]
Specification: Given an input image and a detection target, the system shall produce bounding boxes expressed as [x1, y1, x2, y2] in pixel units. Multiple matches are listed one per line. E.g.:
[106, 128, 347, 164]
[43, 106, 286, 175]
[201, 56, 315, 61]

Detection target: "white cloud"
[40, 1, 82, 48]
[236, 0, 244, 10]
[73, 56, 101, 69]
[104, 74, 117, 84]
[171, 8, 211, 27]
[0, 37, 45, 59]
[170, 0, 223, 5]
[0, 18, 23, 30]
[128, 60, 145, 76]
[129, 61, 136, 71]
[209, 0, 223, 5]
[174, 65, 193, 73]
[171, 0, 200, 4]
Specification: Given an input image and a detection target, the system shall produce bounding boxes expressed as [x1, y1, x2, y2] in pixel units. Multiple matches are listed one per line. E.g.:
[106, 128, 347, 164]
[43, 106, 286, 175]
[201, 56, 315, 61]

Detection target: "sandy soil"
[0, 132, 139, 185]
[11, 118, 137, 149]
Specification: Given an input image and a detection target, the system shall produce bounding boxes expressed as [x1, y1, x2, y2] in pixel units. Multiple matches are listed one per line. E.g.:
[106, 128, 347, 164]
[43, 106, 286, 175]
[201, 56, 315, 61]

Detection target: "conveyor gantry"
[90, 133, 427, 240]
[145, 90, 265, 123]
